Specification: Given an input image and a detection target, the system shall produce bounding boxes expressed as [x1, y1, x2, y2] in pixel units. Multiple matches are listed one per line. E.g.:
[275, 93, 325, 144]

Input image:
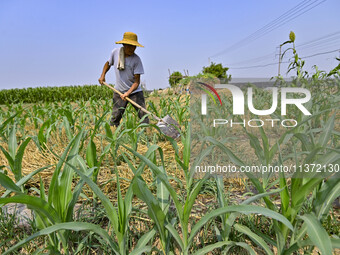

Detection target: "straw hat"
[115, 32, 144, 47]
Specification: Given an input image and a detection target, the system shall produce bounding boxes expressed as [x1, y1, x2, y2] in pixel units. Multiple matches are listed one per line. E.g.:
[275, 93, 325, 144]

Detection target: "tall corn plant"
[55, 154, 154, 255]
[123, 130, 294, 254]
[0, 130, 88, 254]
[206, 108, 339, 254]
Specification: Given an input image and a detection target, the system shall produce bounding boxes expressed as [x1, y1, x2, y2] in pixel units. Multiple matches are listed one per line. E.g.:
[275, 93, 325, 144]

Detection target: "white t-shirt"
[108, 48, 144, 94]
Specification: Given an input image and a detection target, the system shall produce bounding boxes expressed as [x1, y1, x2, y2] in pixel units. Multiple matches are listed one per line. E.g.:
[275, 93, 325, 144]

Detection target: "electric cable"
[210, 0, 327, 58]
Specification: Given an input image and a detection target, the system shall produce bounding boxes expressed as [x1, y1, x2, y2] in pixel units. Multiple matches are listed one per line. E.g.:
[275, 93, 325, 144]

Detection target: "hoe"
[102, 82, 180, 139]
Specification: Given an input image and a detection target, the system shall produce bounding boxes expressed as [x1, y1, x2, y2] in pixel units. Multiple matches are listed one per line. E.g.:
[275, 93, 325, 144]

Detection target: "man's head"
[116, 32, 144, 49]
[122, 44, 136, 56]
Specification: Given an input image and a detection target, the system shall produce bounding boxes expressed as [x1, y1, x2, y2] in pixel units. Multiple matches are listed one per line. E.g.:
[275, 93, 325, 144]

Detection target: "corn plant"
[123, 134, 294, 254]
[0, 130, 88, 253]
[31, 118, 56, 151]
[204, 106, 339, 254]
[0, 125, 31, 184]
[0, 111, 21, 141]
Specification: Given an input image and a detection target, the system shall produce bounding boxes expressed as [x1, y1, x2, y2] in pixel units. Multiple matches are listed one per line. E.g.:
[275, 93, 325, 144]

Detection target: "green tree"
[202, 62, 231, 82]
[169, 71, 183, 88]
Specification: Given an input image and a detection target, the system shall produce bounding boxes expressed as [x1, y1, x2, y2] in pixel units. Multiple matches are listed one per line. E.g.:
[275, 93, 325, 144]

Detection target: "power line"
[227, 31, 340, 67]
[210, 0, 327, 58]
[227, 51, 277, 66]
[213, 0, 326, 57]
[296, 31, 340, 48]
[228, 48, 339, 69]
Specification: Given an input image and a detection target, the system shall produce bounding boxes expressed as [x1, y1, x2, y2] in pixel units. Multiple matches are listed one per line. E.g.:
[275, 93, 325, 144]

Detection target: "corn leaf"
[0, 172, 22, 193]
[234, 224, 274, 255]
[2, 222, 119, 255]
[0, 195, 61, 224]
[300, 213, 333, 255]
[189, 205, 293, 245]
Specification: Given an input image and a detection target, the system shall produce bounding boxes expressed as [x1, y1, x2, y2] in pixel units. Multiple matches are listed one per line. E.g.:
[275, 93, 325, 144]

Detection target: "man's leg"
[129, 91, 150, 124]
[110, 92, 128, 127]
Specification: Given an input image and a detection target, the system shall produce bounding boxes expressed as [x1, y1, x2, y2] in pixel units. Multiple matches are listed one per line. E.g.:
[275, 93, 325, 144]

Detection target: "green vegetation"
[0, 32, 339, 254]
[168, 71, 183, 88]
[0, 84, 113, 105]
[202, 62, 231, 82]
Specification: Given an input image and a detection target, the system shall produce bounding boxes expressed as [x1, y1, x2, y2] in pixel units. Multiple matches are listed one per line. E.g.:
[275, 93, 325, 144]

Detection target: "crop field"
[0, 73, 339, 255]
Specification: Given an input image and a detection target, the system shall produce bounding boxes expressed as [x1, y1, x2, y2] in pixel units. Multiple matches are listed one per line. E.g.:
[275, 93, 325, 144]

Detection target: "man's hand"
[99, 62, 110, 85]
[98, 76, 106, 85]
[120, 92, 130, 101]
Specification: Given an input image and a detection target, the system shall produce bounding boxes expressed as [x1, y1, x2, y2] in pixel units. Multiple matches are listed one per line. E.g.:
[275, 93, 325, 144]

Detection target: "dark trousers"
[110, 91, 150, 127]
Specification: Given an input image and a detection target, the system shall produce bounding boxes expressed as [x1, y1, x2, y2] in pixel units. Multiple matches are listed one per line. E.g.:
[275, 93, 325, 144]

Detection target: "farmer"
[98, 32, 149, 127]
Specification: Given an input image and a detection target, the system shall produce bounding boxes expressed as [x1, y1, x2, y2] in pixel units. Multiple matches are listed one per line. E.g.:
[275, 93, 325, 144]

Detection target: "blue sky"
[0, 0, 339, 90]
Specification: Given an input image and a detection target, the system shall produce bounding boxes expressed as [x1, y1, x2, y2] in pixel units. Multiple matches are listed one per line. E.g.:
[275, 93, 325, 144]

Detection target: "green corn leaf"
[318, 113, 335, 147]
[134, 228, 156, 250]
[66, 161, 94, 222]
[205, 136, 245, 166]
[8, 125, 17, 160]
[0, 195, 61, 224]
[0, 111, 20, 138]
[279, 176, 289, 216]
[123, 144, 183, 218]
[224, 188, 284, 243]
[216, 176, 226, 208]
[2, 222, 119, 255]
[232, 242, 258, 255]
[294, 133, 313, 151]
[39, 175, 46, 201]
[37, 119, 51, 149]
[234, 224, 274, 255]
[86, 138, 97, 168]
[0, 145, 14, 171]
[63, 116, 73, 141]
[245, 131, 265, 164]
[129, 246, 152, 255]
[184, 175, 209, 225]
[92, 109, 110, 136]
[157, 166, 170, 212]
[189, 205, 293, 246]
[59, 156, 120, 241]
[194, 241, 257, 255]
[300, 213, 333, 255]
[116, 173, 125, 233]
[132, 176, 167, 247]
[13, 137, 31, 181]
[165, 222, 184, 251]
[193, 240, 235, 255]
[104, 122, 113, 141]
[0, 172, 22, 193]
[182, 123, 191, 175]
[189, 145, 215, 180]
[1, 165, 52, 198]
[316, 148, 340, 166]
[292, 178, 323, 210]
[59, 131, 83, 221]
[284, 238, 340, 255]
[123, 183, 134, 231]
[313, 178, 340, 220]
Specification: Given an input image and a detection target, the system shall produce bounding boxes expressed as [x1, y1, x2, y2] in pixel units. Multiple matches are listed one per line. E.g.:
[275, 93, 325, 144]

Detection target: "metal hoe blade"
[156, 115, 180, 139]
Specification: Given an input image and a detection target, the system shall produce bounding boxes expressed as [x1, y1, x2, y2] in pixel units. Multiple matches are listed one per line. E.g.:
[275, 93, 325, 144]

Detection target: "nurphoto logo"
[200, 83, 311, 128]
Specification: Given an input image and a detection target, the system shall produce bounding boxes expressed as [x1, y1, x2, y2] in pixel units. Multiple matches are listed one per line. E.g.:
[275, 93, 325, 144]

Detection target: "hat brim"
[115, 39, 144, 47]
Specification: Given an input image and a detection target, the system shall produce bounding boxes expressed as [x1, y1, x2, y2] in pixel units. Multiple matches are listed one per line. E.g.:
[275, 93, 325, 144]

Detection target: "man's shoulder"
[111, 48, 120, 54]
[132, 53, 142, 62]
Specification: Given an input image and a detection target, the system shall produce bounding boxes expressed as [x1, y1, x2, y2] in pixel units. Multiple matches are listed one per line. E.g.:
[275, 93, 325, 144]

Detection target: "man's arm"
[98, 61, 111, 84]
[121, 74, 140, 100]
